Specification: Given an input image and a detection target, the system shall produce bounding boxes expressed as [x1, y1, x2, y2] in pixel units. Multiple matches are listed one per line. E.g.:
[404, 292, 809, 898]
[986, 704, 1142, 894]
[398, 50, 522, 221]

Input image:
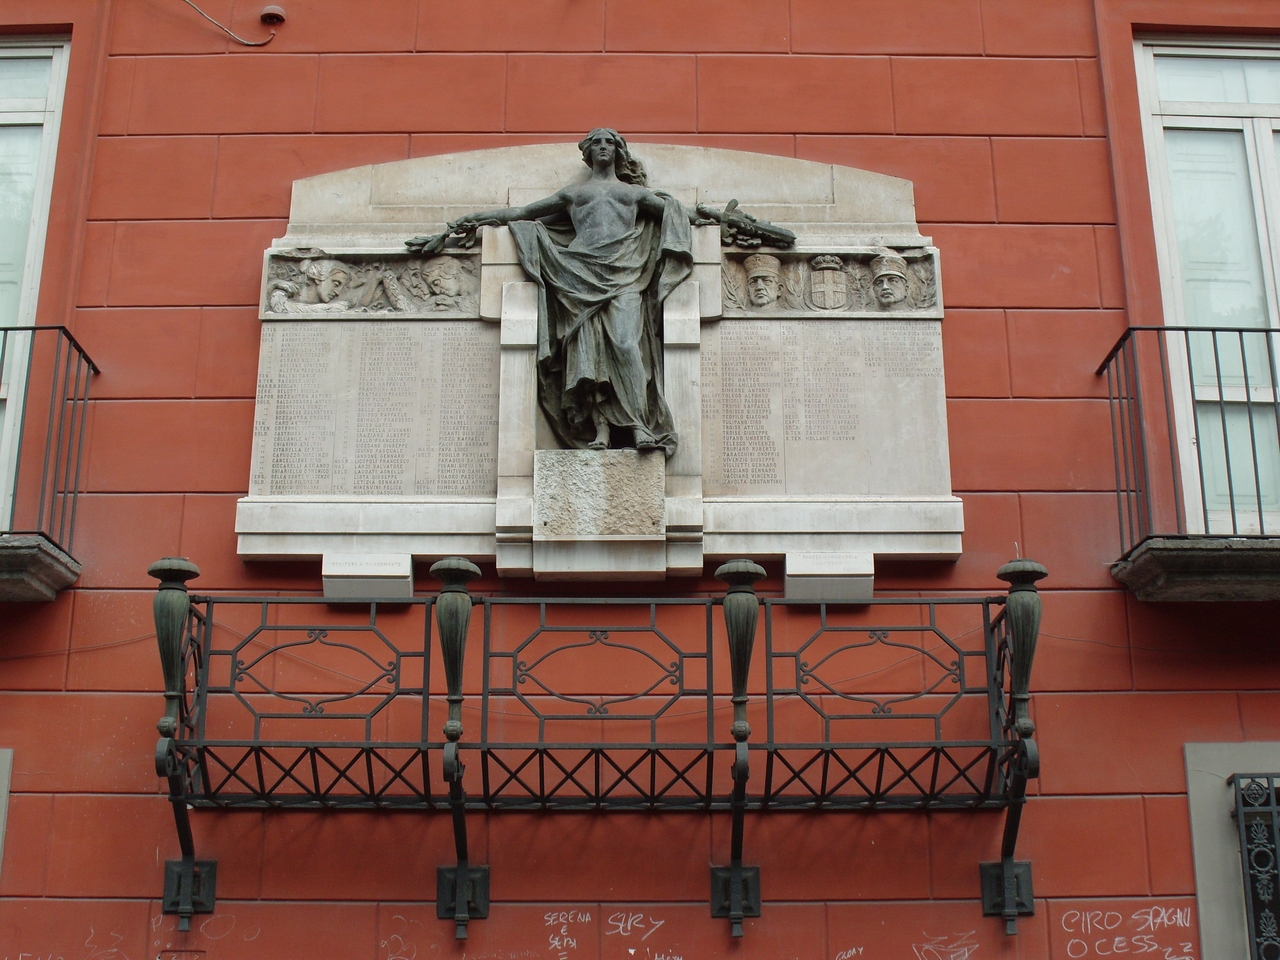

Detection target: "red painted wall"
[1, 0, 1278, 957]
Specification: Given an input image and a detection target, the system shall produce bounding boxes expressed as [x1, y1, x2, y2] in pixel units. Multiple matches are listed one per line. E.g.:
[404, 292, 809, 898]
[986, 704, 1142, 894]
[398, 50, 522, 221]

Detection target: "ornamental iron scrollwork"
[501, 615, 688, 722]
[1235, 774, 1280, 960]
[231, 626, 398, 719]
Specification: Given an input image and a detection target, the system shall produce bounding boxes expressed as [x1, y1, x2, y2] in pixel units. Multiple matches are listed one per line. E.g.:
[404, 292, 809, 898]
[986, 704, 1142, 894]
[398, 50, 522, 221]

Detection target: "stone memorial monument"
[239, 135, 961, 598]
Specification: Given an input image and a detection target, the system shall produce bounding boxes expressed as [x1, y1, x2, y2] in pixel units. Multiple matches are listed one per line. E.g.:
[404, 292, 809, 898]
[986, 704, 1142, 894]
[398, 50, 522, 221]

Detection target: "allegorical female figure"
[438, 129, 692, 457]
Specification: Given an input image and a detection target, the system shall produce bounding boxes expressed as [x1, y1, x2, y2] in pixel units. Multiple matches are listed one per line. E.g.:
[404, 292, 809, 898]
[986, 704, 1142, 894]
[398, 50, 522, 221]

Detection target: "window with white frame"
[1136, 40, 1280, 536]
[0, 39, 70, 533]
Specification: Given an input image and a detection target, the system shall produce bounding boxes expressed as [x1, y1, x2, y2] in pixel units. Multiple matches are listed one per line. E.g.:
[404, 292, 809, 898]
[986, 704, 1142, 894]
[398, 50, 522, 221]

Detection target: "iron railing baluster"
[1, 327, 97, 556]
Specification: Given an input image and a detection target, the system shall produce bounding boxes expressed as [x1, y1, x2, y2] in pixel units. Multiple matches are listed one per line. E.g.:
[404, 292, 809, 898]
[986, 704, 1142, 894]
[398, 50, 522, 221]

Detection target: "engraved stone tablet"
[533, 450, 665, 539]
[701, 319, 948, 497]
[321, 553, 413, 600]
[250, 321, 499, 496]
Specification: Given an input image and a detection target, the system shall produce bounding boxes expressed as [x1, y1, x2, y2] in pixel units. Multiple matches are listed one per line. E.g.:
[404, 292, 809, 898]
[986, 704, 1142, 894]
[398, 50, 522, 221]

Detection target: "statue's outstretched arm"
[459, 191, 568, 228]
[407, 191, 568, 255]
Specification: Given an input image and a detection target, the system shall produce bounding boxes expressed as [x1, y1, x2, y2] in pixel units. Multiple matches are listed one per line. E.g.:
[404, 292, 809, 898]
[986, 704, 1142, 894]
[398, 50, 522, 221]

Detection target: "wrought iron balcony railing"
[148, 556, 1047, 938]
[1099, 326, 1280, 599]
[0, 326, 98, 600]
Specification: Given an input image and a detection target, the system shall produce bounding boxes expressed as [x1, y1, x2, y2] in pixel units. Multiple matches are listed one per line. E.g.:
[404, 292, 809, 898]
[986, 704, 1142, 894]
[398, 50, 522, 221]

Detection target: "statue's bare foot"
[590, 414, 610, 451]
[634, 430, 660, 451]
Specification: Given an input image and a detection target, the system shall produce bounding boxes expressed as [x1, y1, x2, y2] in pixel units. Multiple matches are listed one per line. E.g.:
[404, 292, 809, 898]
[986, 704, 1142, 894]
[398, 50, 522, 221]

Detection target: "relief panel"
[261, 250, 480, 320]
[722, 248, 941, 318]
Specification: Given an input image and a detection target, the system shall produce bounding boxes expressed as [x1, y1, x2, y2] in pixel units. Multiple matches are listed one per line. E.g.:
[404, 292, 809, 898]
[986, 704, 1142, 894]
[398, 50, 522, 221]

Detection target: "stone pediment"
[281, 143, 923, 246]
[237, 140, 962, 596]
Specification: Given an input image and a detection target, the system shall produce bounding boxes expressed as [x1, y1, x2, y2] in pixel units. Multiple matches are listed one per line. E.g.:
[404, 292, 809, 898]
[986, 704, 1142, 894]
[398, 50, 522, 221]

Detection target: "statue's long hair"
[579, 128, 647, 186]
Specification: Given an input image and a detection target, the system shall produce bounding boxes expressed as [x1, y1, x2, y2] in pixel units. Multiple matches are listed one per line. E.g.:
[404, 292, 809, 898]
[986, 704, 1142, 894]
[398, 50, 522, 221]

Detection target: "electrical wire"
[176, 0, 275, 47]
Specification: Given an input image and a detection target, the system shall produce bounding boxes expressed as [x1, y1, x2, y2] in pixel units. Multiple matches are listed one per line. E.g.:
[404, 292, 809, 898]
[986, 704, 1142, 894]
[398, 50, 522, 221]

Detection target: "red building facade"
[1, 1, 1279, 958]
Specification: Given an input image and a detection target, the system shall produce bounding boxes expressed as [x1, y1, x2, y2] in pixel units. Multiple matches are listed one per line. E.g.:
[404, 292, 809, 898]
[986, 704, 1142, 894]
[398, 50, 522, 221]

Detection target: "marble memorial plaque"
[701, 319, 948, 498]
[250, 321, 499, 497]
[239, 142, 964, 568]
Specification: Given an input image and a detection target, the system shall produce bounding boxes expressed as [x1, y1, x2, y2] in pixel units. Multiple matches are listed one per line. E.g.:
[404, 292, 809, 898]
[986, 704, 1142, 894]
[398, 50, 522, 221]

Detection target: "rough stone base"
[532, 449, 666, 579]
[0, 535, 81, 601]
[1111, 537, 1280, 601]
[534, 449, 666, 538]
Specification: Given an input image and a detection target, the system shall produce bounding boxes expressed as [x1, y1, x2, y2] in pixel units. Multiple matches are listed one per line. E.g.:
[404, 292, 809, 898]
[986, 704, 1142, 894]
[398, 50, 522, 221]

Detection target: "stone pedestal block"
[533, 450, 666, 579]
[784, 551, 875, 602]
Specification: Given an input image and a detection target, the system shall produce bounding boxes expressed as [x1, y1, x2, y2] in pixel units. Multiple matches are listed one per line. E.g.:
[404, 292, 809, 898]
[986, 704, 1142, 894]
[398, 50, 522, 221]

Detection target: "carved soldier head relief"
[871, 253, 909, 308]
[422, 257, 470, 298]
[744, 253, 782, 307]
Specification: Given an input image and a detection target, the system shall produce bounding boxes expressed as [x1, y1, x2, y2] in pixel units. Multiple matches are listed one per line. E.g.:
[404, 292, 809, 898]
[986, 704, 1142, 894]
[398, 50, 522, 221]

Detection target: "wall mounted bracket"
[436, 864, 490, 930]
[163, 857, 217, 925]
[431, 558, 490, 940]
[157, 736, 218, 930]
[708, 560, 766, 937]
[710, 864, 761, 926]
[150, 558, 217, 932]
[979, 558, 1047, 934]
[979, 739, 1039, 932]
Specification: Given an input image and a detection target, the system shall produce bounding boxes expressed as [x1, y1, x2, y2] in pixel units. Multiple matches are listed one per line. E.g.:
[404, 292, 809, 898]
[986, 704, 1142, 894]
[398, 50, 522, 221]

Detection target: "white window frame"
[0, 748, 10, 881]
[0, 37, 71, 532]
[1135, 37, 1280, 536]
[1185, 743, 1280, 960]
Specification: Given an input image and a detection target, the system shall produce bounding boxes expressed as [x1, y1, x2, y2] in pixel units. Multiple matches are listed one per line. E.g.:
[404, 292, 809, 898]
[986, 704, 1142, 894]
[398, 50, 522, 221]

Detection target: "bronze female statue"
[431, 129, 687, 455]
[407, 130, 795, 458]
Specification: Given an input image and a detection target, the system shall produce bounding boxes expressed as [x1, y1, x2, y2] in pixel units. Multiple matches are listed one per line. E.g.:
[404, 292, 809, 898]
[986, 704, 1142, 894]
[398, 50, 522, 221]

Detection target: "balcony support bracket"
[708, 560, 766, 937]
[157, 734, 217, 930]
[436, 739, 490, 938]
[980, 738, 1039, 934]
[980, 559, 1047, 936]
[431, 558, 488, 940]
[151, 558, 215, 932]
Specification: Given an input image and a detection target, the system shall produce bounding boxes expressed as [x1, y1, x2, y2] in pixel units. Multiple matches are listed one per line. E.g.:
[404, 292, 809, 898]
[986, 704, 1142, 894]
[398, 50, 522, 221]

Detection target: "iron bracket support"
[711, 741, 759, 936]
[157, 736, 216, 931]
[980, 739, 1039, 934]
[438, 741, 489, 939]
[163, 857, 217, 929]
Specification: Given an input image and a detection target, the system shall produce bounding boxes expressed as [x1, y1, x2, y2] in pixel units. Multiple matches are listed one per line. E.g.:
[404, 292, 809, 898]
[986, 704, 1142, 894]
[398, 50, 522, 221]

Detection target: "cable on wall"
[175, 0, 284, 47]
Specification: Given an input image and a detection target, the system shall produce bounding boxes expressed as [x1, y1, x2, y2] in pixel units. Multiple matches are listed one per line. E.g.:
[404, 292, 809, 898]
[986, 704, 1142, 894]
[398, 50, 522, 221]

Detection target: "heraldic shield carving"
[809, 255, 848, 310]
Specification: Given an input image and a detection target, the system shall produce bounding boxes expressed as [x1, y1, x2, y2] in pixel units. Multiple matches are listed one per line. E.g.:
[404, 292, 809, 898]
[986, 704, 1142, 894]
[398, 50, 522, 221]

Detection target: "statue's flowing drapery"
[508, 194, 692, 458]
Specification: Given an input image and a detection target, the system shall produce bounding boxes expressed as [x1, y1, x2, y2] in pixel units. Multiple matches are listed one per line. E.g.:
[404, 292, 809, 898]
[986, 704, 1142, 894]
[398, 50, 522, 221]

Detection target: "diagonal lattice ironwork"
[165, 593, 1021, 811]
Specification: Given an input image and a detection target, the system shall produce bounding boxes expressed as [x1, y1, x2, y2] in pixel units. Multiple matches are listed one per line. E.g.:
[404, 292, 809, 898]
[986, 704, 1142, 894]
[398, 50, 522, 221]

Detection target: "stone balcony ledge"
[1111, 536, 1280, 602]
[0, 534, 81, 602]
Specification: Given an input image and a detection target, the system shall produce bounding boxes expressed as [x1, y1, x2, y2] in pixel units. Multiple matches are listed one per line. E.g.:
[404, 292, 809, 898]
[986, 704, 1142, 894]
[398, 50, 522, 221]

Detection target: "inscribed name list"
[250, 321, 499, 496]
[701, 319, 948, 497]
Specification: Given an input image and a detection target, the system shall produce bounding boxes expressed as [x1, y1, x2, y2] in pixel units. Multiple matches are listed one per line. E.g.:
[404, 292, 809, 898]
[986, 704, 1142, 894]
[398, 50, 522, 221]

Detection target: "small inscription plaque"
[701, 319, 947, 497]
[250, 321, 499, 496]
